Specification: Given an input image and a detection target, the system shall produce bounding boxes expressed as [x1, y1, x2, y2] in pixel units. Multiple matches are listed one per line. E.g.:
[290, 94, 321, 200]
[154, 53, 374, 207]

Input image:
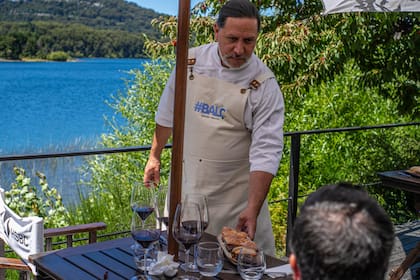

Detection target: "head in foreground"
[289, 182, 394, 280]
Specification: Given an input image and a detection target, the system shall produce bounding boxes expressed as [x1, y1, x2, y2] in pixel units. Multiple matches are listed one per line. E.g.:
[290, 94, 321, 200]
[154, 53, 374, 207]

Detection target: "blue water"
[0, 58, 146, 154]
[0, 58, 148, 205]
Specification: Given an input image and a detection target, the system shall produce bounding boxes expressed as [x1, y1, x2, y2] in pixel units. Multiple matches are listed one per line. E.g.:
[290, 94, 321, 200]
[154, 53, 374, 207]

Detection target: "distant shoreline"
[0, 58, 78, 62]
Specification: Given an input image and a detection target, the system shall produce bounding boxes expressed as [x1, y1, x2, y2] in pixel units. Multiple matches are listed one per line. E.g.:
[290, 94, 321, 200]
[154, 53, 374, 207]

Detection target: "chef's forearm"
[150, 124, 172, 159]
[247, 171, 273, 215]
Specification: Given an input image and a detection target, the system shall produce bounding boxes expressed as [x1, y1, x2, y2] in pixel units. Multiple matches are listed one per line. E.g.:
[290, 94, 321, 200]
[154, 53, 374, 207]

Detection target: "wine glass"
[130, 181, 158, 218]
[237, 248, 266, 280]
[130, 201, 161, 280]
[184, 193, 209, 271]
[172, 202, 203, 276]
[196, 242, 223, 277]
[130, 182, 158, 270]
[155, 184, 169, 250]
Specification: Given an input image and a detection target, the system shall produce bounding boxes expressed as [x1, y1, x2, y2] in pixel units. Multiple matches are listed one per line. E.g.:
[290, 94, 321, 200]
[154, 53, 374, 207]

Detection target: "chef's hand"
[144, 157, 161, 187]
[236, 207, 258, 240]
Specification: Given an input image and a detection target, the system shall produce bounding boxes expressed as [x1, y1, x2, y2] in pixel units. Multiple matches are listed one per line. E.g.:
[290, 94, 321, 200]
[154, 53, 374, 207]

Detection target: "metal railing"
[283, 121, 419, 254]
[1, 122, 419, 254]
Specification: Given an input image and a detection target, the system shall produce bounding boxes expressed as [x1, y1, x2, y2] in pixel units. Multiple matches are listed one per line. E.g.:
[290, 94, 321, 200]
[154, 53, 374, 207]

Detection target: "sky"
[130, 0, 202, 16]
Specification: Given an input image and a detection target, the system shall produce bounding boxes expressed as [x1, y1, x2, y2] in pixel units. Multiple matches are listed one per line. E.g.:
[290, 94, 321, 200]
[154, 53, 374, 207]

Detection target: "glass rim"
[198, 241, 220, 249]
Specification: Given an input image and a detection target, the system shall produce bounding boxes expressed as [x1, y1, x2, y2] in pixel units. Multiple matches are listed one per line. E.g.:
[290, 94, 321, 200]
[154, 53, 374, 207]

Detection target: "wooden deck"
[387, 220, 420, 280]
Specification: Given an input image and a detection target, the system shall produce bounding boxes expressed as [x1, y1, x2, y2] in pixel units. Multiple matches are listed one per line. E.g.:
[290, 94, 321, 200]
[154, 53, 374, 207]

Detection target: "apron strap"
[188, 49, 196, 80]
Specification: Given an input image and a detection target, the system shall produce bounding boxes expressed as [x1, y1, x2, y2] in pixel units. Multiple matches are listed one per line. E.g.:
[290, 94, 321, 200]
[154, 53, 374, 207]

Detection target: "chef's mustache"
[220, 53, 249, 69]
[222, 53, 247, 60]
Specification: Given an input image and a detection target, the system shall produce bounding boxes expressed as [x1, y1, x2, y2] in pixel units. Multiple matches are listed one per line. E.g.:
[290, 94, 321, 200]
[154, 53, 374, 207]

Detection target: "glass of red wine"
[130, 199, 160, 280]
[184, 193, 209, 271]
[130, 182, 157, 220]
[130, 182, 158, 275]
[172, 202, 203, 277]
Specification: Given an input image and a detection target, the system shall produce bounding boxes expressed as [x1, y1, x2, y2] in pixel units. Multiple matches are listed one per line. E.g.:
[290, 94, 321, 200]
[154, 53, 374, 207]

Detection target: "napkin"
[265, 263, 293, 278]
[148, 251, 179, 277]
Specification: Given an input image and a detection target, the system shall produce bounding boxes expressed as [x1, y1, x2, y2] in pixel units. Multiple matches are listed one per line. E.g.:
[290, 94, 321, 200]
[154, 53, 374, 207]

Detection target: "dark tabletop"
[30, 233, 292, 280]
[378, 170, 420, 194]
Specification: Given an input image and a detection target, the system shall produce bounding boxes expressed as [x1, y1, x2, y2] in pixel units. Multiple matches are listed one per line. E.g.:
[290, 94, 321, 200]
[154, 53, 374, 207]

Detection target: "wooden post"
[168, 0, 191, 258]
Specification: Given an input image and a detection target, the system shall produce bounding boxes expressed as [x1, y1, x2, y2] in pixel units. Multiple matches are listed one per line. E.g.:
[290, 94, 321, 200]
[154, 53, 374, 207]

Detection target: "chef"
[144, 0, 284, 256]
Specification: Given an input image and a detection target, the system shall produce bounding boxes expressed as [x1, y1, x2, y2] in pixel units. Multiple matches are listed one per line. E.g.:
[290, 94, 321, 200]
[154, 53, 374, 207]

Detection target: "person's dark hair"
[290, 182, 394, 280]
[217, 0, 261, 31]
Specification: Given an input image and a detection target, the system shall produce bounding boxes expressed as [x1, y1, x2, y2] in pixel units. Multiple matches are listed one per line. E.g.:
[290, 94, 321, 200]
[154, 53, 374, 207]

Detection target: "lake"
[0, 58, 148, 205]
[0, 58, 147, 154]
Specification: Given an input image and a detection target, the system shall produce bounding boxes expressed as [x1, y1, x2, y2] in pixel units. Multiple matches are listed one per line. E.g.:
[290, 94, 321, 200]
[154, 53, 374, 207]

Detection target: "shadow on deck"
[387, 220, 420, 280]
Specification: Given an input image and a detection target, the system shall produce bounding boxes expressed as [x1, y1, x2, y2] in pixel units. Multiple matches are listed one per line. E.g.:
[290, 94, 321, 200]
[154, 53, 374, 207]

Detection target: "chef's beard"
[218, 47, 251, 70]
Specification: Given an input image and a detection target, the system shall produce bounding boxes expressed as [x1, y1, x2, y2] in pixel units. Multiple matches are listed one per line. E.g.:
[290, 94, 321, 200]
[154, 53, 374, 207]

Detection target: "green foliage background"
[67, 1, 419, 256]
[0, 0, 164, 60]
[0, 21, 147, 59]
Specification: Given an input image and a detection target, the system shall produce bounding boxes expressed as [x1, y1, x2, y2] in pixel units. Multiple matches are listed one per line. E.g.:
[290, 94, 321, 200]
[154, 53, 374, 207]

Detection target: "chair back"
[0, 188, 44, 274]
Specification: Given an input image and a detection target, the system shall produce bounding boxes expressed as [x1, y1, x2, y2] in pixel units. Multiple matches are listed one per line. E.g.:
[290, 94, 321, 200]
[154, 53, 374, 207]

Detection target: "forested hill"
[0, 0, 166, 59]
[0, 0, 164, 33]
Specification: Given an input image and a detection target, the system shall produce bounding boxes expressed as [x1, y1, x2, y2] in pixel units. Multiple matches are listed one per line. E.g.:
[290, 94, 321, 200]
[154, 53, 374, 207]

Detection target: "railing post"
[286, 134, 300, 256]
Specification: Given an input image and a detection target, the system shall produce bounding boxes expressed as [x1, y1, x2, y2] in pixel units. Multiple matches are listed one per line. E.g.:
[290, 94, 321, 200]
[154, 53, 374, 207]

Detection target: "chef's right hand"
[144, 157, 161, 187]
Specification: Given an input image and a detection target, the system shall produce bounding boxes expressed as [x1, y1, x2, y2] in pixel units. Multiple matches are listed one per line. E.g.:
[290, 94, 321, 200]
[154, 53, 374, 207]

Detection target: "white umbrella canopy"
[321, 0, 420, 14]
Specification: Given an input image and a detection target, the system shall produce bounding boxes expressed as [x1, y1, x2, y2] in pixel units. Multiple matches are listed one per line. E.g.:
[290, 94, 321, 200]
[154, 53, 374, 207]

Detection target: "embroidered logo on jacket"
[194, 101, 226, 120]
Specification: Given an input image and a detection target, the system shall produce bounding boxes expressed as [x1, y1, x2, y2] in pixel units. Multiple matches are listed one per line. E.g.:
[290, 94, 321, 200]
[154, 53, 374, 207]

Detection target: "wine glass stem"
[143, 248, 149, 278]
[184, 248, 190, 270]
[193, 244, 198, 267]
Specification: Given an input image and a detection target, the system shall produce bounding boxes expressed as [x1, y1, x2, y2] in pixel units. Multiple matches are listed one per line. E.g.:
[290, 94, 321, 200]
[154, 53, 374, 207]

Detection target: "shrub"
[46, 51, 70, 61]
[6, 167, 69, 229]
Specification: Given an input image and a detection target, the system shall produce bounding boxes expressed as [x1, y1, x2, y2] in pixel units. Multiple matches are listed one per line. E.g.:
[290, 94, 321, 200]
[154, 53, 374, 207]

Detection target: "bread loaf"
[222, 227, 257, 248]
[409, 166, 420, 175]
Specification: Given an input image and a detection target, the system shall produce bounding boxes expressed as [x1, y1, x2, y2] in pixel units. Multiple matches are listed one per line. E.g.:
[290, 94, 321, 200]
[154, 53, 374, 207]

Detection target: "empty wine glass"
[130, 201, 161, 280]
[172, 202, 202, 276]
[237, 248, 266, 280]
[197, 242, 223, 277]
[184, 193, 209, 271]
[155, 184, 169, 251]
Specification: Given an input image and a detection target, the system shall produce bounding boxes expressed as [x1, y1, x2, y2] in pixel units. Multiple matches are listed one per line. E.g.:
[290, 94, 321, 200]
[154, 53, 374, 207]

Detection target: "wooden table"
[378, 170, 420, 195]
[378, 170, 420, 214]
[29, 234, 291, 280]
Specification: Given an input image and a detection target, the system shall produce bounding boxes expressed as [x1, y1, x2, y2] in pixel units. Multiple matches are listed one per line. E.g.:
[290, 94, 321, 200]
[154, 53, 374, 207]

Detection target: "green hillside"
[0, 0, 166, 59]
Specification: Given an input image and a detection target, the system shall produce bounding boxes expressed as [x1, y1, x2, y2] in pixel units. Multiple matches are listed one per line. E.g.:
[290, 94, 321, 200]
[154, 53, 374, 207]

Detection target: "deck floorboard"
[387, 220, 420, 280]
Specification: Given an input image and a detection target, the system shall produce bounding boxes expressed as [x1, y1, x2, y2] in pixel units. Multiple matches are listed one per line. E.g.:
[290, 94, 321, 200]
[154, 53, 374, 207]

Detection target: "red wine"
[174, 235, 198, 250]
[133, 206, 154, 221]
[132, 229, 160, 248]
[173, 220, 202, 250]
[182, 220, 201, 234]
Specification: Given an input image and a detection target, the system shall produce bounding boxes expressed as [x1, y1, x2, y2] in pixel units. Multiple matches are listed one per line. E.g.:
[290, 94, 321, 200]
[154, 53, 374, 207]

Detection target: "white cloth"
[156, 42, 284, 176]
[321, 0, 420, 14]
[0, 188, 44, 275]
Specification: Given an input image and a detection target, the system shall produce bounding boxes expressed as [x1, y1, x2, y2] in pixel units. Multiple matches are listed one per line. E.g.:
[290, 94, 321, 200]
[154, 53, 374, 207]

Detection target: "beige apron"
[174, 54, 276, 256]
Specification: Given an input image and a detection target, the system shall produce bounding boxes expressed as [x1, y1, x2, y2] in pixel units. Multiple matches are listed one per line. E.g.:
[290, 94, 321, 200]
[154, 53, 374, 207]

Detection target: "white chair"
[0, 188, 106, 280]
[0, 187, 43, 279]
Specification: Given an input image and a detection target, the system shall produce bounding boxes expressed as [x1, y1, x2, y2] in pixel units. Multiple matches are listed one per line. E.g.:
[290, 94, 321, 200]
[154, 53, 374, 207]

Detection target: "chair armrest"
[44, 222, 107, 250]
[0, 257, 31, 271]
[44, 222, 107, 237]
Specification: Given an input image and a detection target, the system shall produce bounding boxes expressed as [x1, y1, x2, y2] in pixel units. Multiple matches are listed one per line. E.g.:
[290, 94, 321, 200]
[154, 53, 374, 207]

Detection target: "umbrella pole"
[168, 0, 191, 259]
